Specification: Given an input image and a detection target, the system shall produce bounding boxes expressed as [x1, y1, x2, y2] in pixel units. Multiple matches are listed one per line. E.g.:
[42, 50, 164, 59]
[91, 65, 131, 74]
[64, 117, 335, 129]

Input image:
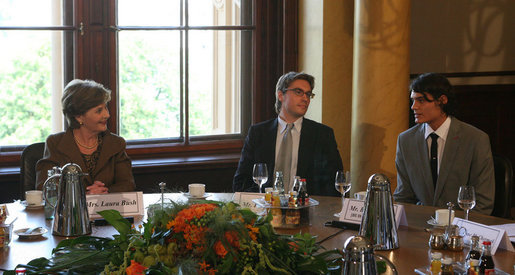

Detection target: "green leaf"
[98, 209, 132, 237]
[26, 257, 51, 268]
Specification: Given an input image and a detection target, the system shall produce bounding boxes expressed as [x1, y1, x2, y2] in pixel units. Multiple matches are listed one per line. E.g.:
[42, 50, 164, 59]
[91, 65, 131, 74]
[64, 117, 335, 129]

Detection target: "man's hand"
[87, 181, 109, 194]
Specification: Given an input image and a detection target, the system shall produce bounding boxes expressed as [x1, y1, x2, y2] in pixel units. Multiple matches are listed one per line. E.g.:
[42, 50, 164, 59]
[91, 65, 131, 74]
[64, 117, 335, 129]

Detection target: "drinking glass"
[252, 163, 268, 193]
[457, 185, 476, 220]
[334, 170, 351, 217]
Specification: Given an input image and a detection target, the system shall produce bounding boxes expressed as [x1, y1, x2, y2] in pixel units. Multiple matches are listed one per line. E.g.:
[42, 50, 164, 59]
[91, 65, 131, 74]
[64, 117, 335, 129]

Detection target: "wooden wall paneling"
[283, 0, 298, 72]
[0, 174, 19, 203]
[253, 0, 298, 124]
[89, 0, 104, 25]
[132, 162, 239, 194]
[453, 84, 515, 207]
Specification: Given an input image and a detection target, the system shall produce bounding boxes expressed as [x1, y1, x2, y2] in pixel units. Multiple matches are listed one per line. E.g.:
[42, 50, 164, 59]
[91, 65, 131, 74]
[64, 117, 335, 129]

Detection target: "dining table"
[1, 193, 514, 274]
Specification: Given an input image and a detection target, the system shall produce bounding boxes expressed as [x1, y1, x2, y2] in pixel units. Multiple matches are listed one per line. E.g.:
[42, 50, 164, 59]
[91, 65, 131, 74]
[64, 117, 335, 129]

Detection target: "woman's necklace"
[73, 134, 98, 150]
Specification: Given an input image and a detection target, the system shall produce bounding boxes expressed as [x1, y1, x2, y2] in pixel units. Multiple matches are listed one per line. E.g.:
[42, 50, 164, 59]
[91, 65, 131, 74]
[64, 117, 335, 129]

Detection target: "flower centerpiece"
[9, 200, 341, 274]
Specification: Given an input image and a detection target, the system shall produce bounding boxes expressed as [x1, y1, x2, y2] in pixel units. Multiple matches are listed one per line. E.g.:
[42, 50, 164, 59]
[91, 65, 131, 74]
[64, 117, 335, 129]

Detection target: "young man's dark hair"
[410, 72, 457, 116]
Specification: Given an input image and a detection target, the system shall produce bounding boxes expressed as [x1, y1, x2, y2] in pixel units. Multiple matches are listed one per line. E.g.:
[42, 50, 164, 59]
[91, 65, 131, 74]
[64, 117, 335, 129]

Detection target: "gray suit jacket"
[393, 117, 495, 215]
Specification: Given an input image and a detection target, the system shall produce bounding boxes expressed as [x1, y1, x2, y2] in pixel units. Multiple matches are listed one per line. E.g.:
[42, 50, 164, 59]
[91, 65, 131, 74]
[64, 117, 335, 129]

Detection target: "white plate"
[15, 227, 48, 238]
[426, 219, 448, 227]
[183, 193, 210, 200]
[21, 200, 45, 209]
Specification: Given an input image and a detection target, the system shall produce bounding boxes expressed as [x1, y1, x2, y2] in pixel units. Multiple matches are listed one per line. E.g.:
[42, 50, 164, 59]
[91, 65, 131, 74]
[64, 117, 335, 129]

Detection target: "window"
[116, 0, 252, 142]
[0, 0, 73, 149]
[0, 0, 297, 166]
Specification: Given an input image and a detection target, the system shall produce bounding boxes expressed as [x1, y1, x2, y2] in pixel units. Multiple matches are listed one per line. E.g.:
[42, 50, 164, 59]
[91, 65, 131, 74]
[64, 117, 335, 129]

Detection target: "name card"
[453, 217, 514, 255]
[87, 192, 144, 219]
[232, 192, 264, 213]
[338, 199, 408, 228]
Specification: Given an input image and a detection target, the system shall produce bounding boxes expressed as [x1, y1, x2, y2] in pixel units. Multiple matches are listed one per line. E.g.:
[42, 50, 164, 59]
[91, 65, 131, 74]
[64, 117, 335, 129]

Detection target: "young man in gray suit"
[393, 73, 495, 215]
[233, 72, 343, 196]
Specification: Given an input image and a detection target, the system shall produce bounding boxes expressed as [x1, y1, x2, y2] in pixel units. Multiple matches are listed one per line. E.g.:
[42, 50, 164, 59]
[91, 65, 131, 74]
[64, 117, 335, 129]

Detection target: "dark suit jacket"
[393, 117, 495, 214]
[233, 118, 343, 196]
[36, 129, 135, 193]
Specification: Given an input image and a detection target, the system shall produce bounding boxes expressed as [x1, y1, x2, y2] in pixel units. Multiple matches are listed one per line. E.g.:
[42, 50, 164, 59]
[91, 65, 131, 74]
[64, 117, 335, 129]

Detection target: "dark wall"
[132, 162, 238, 194]
[0, 173, 20, 203]
[454, 84, 515, 208]
[454, 85, 515, 164]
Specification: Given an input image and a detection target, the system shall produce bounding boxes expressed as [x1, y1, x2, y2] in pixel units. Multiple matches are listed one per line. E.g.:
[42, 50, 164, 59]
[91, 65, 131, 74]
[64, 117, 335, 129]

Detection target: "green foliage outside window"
[0, 41, 52, 146]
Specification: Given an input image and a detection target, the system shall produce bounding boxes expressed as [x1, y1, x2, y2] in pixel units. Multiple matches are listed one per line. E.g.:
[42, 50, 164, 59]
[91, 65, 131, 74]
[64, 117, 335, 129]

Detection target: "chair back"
[491, 155, 513, 219]
[19, 142, 45, 200]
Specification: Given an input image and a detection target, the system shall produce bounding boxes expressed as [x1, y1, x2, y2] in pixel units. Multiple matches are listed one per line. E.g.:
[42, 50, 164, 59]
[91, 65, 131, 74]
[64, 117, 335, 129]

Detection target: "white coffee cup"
[353, 191, 367, 200]
[435, 209, 455, 225]
[25, 190, 43, 206]
[188, 183, 205, 197]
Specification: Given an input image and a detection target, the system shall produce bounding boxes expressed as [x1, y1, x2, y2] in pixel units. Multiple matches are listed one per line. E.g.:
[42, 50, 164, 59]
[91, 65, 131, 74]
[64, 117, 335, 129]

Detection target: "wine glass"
[334, 170, 351, 217]
[252, 163, 268, 193]
[457, 185, 476, 220]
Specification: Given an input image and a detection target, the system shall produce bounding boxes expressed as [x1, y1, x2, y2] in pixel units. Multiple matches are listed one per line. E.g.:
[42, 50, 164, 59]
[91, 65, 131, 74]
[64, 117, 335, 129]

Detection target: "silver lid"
[343, 235, 374, 254]
[61, 163, 82, 174]
[367, 173, 390, 186]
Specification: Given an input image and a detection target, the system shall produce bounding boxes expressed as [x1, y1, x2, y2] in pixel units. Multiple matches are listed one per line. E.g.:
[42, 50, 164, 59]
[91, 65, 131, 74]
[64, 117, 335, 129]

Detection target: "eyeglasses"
[285, 88, 315, 99]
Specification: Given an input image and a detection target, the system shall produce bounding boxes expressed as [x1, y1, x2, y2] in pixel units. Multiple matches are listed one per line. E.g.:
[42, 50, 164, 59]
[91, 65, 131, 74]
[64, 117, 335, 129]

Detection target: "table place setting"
[21, 190, 45, 210]
[14, 227, 48, 239]
[417, 186, 515, 275]
[181, 183, 212, 200]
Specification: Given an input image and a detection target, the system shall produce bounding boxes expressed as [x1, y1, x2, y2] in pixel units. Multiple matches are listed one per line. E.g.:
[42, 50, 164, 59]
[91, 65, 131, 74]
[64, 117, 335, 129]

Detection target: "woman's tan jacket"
[36, 129, 135, 192]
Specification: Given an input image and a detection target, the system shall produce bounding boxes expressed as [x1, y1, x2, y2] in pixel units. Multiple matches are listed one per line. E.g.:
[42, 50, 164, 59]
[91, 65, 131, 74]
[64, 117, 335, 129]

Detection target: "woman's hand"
[87, 181, 109, 194]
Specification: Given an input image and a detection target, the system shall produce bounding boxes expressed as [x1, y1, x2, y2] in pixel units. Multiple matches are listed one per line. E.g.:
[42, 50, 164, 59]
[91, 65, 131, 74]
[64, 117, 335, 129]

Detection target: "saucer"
[183, 193, 210, 200]
[15, 227, 48, 238]
[426, 219, 448, 227]
[21, 200, 45, 209]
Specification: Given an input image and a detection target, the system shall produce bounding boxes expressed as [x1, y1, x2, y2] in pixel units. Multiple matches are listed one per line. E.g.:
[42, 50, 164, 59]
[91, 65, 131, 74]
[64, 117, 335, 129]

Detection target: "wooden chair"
[491, 155, 513, 219]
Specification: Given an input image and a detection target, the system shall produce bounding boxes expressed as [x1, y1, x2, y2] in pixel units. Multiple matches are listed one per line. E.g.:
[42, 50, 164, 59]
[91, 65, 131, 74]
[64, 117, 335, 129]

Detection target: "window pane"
[189, 0, 252, 26]
[189, 30, 248, 136]
[0, 0, 62, 26]
[118, 0, 181, 26]
[0, 30, 66, 146]
[118, 31, 182, 140]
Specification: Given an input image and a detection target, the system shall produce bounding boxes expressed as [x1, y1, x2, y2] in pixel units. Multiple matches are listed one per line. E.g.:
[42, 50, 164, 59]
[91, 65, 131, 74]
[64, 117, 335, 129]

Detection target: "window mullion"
[183, 0, 189, 145]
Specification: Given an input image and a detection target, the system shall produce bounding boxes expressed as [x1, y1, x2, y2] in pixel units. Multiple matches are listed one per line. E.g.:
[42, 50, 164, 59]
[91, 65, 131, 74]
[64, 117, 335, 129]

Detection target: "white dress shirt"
[424, 116, 451, 174]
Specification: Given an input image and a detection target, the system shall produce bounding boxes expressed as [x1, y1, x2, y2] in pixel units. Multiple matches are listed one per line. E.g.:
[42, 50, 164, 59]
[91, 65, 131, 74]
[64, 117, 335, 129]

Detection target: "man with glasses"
[393, 73, 494, 214]
[233, 72, 343, 196]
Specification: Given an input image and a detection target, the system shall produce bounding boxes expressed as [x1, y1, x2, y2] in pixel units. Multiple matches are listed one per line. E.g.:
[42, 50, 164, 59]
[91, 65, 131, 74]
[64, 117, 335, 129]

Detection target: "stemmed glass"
[334, 170, 351, 217]
[252, 163, 268, 193]
[457, 185, 476, 220]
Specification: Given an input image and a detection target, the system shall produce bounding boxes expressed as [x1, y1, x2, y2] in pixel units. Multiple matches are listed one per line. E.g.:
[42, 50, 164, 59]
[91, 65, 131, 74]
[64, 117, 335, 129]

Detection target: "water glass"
[334, 170, 351, 217]
[253, 163, 268, 193]
[457, 185, 476, 220]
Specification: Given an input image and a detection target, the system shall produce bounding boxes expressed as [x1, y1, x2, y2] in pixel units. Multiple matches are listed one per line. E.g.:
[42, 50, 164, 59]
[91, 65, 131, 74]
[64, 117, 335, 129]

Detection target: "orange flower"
[166, 203, 219, 253]
[199, 261, 210, 271]
[288, 241, 300, 251]
[225, 231, 240, 248]
[246, 224, 259, 242]
[214, 241, 228, 258]
[169, 204, 218, 231]
[126, 260, 147, 275]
